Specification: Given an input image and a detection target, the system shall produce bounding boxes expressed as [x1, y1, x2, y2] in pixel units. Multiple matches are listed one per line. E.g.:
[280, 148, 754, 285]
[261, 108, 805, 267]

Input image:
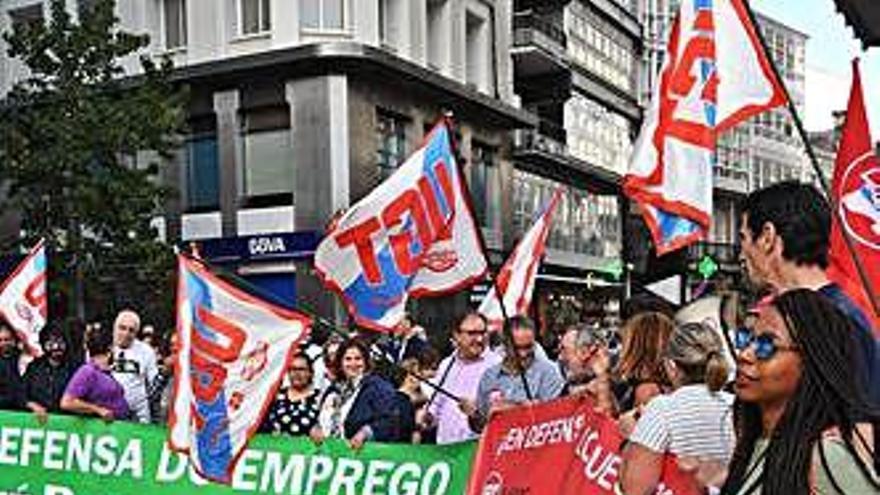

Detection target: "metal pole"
[740, 1, 880, 318]
[442, 112, 534, 402]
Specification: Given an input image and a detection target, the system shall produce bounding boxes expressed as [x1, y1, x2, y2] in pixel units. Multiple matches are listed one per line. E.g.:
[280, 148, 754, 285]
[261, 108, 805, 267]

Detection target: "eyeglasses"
[458, 329, 487, 338]
[734, 327, 798, 361]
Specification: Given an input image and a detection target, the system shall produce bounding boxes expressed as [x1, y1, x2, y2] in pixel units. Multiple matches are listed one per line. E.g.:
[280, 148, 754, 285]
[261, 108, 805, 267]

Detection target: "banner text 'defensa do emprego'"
[0, 411, 474, 495]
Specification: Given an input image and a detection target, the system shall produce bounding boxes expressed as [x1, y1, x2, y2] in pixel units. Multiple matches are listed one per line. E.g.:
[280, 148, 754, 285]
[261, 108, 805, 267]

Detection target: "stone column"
[286, 75, 350, 325]
[213, 89, 241, 237]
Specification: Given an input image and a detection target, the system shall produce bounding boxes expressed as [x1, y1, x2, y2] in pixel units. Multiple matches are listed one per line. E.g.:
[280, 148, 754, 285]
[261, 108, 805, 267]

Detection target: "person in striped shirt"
[618, 321, 735, 494]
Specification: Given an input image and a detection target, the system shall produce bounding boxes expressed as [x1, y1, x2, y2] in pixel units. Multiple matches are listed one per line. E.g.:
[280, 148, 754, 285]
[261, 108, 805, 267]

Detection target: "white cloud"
[804, 65, 848, 132]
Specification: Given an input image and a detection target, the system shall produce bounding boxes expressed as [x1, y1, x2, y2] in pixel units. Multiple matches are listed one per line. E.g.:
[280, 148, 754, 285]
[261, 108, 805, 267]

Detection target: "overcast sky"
[750, 0, 880, 133]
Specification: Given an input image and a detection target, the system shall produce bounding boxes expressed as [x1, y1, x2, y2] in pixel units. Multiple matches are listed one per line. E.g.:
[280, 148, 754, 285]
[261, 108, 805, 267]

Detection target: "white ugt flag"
[0, 239, 47, 355]
[169, 255, 310, 484]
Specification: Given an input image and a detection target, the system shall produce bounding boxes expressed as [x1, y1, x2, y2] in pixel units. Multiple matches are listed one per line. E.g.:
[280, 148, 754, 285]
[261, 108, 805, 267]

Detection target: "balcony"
[512, 12, 570, 82]
[713, 167, 749, 195]
[514, 0, 573, 13]
[516, 119, 567, 157]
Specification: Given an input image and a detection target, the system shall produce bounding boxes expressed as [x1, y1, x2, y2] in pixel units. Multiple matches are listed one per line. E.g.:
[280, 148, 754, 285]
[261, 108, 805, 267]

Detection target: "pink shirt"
[427, 349, 501, 444]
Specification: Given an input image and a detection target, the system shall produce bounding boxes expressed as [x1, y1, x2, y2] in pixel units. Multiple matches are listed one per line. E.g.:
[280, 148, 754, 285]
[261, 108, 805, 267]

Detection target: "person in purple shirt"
[425, 312, 501, 444]
[61, 325, 129, 421]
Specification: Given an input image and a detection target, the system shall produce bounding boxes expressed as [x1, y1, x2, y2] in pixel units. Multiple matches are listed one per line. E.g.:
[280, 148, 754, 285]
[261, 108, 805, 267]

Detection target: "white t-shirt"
[112, 339, 158, 423]
[630, 384, 735, 462]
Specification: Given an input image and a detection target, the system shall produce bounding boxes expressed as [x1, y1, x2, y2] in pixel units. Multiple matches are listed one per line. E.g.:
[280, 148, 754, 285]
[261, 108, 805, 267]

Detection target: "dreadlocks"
[722, 289, 879, 494]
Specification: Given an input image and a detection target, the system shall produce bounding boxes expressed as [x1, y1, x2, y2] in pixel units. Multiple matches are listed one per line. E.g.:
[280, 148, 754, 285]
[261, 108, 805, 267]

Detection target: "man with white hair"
[111, 309, 158, 423]
[557, 323, 615, 414]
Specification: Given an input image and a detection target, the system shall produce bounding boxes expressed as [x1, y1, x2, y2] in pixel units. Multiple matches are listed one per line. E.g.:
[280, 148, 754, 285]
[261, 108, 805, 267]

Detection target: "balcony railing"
[513, 13, 567, 48]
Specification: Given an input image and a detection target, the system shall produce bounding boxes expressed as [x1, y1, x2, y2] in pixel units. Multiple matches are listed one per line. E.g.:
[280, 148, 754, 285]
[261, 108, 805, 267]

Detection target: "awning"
[834, 0, 880, 47]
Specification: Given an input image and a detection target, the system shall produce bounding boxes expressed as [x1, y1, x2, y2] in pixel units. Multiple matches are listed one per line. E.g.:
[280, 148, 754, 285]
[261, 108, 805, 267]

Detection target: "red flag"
[827, 59, 880, 332]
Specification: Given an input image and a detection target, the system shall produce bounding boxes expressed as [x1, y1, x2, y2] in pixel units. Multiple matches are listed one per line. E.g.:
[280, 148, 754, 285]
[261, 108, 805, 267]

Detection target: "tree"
[0, 0, 185, 329]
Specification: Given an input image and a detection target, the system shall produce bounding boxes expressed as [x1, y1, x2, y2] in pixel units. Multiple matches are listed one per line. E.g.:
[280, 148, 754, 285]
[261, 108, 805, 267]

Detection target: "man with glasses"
[739, 181, 879, 406]
[424, 312, 501, 444]
[468, 316, 565, 432]
[111, 309, 158, 423]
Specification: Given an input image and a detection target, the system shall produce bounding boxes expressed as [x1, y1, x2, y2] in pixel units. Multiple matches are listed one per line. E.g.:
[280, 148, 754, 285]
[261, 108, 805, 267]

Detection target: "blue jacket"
[819, 284, 880, 407]
[343, 374, 407, 442]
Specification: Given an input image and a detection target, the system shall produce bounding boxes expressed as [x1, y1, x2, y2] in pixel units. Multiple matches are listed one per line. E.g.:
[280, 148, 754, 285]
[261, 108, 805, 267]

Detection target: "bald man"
[111, 310, 158, 423]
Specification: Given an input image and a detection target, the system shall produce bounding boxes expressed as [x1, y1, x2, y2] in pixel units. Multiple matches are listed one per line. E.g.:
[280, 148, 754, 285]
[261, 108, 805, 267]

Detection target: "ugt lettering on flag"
[168, 255, 311, 483]
[0, 239, 47, 356]
[315, 122, 487, 330]
[624, 0, 786, 254]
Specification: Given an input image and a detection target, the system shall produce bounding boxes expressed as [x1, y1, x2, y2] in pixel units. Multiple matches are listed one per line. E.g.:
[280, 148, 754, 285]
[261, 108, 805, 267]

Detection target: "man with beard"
[468, 316, 564, 432]
[424, 312, 501, 444]
[24, 328, 78, 422]
[0, 321, 25, 410]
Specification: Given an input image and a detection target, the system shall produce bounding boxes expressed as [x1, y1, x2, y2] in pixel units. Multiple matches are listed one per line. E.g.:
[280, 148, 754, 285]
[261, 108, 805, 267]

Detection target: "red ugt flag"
[827, 59, 880, 332]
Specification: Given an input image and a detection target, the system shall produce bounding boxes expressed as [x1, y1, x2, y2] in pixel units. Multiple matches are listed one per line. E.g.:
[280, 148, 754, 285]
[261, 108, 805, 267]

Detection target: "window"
[240, 107, 294, 201]
[186, 133, 220, 211]
[9, 3, 43, 32]
[465, 8, 492, 92]
[470, 141, 499, 231]
[240, 0, 271, 35]
[300, 0, 345, 31]
[376, 110, 408, 179]
[513, 170, 620, 258]
[427, 0, 447, 69]
[379, 0, 401, 48]
[163, 0, 187, 49]
[77, 0, 98, 18]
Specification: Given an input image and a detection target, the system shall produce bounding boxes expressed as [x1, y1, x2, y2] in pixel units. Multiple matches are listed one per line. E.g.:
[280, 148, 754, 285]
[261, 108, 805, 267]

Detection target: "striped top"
[629, 384, 735, 462]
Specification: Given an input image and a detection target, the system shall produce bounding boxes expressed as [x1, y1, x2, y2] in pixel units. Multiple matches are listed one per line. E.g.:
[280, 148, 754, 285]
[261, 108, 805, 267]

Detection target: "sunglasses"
[734, 327, 798, 361]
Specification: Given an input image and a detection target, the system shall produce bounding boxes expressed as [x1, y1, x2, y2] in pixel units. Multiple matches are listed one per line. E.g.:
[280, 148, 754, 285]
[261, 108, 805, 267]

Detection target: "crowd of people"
[0, 180, 878, 493]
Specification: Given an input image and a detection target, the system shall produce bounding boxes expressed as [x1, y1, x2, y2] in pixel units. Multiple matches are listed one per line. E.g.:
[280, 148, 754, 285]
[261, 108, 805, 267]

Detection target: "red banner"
[466, 395, 701, 495]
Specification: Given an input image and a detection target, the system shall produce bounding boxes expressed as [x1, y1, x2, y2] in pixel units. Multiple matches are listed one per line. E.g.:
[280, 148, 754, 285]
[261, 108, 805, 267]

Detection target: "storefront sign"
[194, 232, 322, 263]
[0, 411, 475, 495]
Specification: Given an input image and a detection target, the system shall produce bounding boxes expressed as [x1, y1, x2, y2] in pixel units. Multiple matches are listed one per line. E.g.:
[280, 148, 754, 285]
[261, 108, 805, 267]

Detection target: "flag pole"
[740, 1, 880, 318]
[179, 249, 465, 404]
[442, 111, 534, 402]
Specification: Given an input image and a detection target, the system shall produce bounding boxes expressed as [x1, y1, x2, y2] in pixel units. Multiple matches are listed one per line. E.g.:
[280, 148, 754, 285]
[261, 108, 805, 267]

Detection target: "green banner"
[0, 411, 475, 495]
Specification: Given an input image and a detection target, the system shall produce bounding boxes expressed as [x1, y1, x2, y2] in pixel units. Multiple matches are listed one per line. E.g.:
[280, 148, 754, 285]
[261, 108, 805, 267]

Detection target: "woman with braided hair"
[722, 289, 879, 494]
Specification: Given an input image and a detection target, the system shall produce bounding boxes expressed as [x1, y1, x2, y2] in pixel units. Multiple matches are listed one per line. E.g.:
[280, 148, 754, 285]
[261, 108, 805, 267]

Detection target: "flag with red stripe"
[0, 239, 47, 356]
[623, 0, 787, 254]
[479, 189, 562, 331]
[168, 255, 311, 483]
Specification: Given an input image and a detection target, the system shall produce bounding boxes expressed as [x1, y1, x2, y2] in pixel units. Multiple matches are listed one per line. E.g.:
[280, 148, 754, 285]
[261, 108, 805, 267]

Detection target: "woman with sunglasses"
[722, 289, 879, 494]
[618, 321, 734, 494]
